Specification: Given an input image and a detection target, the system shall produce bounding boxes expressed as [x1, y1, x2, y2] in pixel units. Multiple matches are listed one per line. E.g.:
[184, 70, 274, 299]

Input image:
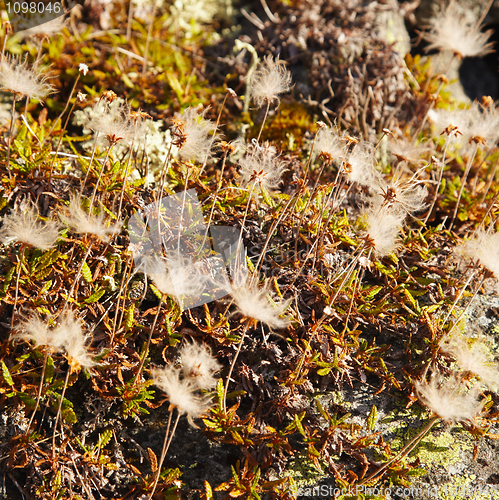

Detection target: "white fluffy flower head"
[423, 3, 494, 58]
[238, 141, 287, 192]
[11, 313, 65, 353]
[414, 373, 484, 424]
[361, 198, 405, 258]
[0, 204, 60, 251]
[455, 230, 499, 279]
[230, 277, 291, 329]
[441, 335, 499, 391]
[60, 195, 121, 242]
[0, 57, 54, 101]
[151, 365, 213, 426]
[172, 107, 217, 164]
[249, 55, 292, 108]
[55, 311, 96, 372]
[180, 342, 220, 390]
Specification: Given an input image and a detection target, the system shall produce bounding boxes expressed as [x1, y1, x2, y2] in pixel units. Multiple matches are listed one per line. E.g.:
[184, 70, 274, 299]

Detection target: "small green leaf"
[367, 405, 378, 431]
[62, 407, 77, 424]
[125, 303, 135, 330]
[98, 429, 113, 448]
[1, 360, 14, 386]
[38, 280, 53, 295]
[82, 261, 93, 283]
[317, 367, 331, 376]
[45, 356, 54, 383]
[85, 288, 106, 304]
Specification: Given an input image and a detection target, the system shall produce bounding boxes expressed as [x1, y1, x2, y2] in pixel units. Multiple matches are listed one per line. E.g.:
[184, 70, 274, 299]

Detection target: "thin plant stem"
[199, 150, 228, 253]
[256, 101, 270, 143]
[60, 244, 94, 313]
[12, 244, 26, 327]
[24, 349, 49, 437]
[293, 160, 330, 263]
[223, 319, 250, 413]
[234, 183, 256, 274]
[142, 0, 158, 74]
[147, 408, 180, 500]
[126, 0, 134, 43]
[52, 367, 72, 458]
[133, 296, 164, 388]
[81, 132, 101, 195]
[358, 416, 439, 486]
[252, 192, 299, 282]
[199, 91, 231, 176]
[479, 154, 499, 205]
[423, 136, 451, 225]
[449, 142, 479, 231]
[48, 96, 80, 184]
[294, 244, 366, 379]
[43, 74, 81, 145]
[116, 136, 137, 220]
[111, 254, 133, 344]
[5, 97, 17, 180]
[89, 143, 114, 211]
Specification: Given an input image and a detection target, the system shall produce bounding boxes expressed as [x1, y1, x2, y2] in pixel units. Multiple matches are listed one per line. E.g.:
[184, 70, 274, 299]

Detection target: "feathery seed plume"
[249, 55, 292, 108]
[414, 373, 484, 424]
[172, 107, 217, 163]
[230, 277, 291, 329]
[344, 141, 380, 187]
[151, 365, 213, 426]
[60, 194, 121, 242]
[145, 255, 207, 306]
[180, 342, 221, 390]
[313, 126, 347, 163]
[11, 314, 65, 353]
[455, 230, 499, 279]
[88, 101, 137, 146]
[441, 335, 499, 391]
[54, 311, 96, 371]
[0, 204, 60, 251]
[361, 198, 405, 257]
[238, 141, 288, 192]
[423, 3, 494, 58]
[0, 57, 54, 101]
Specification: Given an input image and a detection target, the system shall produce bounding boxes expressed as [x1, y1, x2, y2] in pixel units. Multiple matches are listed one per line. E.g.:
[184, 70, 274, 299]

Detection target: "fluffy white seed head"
[230, 277, 291, 329]
[249, 55, 292, 108]
[441, 335, 499, 391]
[374, 170, 429, 216]
[60, 194, 121, 242]
[151, 365, 213, 425]
[429, 102, 499, 149]
[145, 254, 207, 305]
[423, 3, 494, 58]
[344, 141, 380, 187]
[455, 230, 499, 279]
[0, 57, 54, 101]
[11, 314, 65, 353]
[0, 204, 60, 250]
[180, 342, 221, 390]
[361, 197, 405, 257]
[313, 126, 347, 163]
[88, 101, 138, 146]
[414, 373, 485, 424]
[238, 141, 287, 192]
[54, 311, 96, 372]
[173, 107, 217, 163]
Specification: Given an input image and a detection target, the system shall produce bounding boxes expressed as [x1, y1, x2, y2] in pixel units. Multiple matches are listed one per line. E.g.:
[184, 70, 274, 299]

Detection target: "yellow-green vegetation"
[0, 1, 499, 499]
